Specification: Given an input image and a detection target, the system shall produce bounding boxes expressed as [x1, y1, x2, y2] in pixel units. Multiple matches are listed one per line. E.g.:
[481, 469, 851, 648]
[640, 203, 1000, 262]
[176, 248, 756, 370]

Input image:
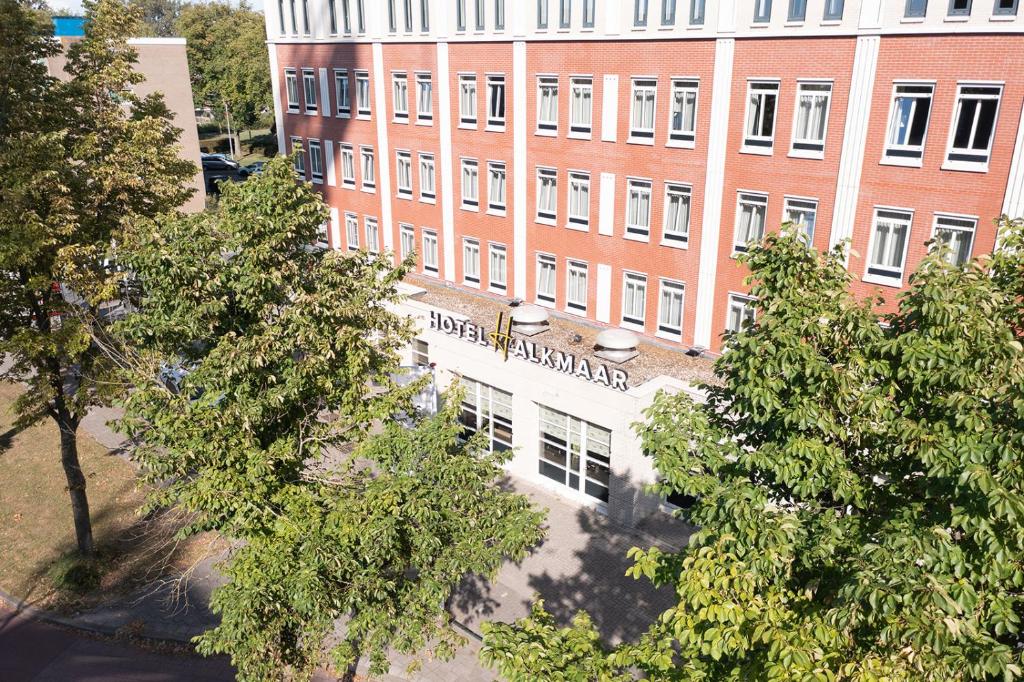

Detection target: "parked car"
[240, 161, 266, 178]
[202, 155, 244, 195]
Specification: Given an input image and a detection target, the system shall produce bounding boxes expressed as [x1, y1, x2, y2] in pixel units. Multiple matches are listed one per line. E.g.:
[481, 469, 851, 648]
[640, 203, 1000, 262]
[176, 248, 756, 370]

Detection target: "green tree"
[483, 221, 1024, 681]
[0, 0, 194, 555]
[130, 0, 182, 37]
[115, 157, 545, 680]
[175, 1, 271, 137]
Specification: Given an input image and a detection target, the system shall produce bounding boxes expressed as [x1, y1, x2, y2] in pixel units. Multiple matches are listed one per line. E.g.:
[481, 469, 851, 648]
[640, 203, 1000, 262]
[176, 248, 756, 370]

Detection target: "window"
[355, 71, 371, 117]
[946, 84, 1001, 168]
[995, 0, 1018, 15]
[754, 0, 772, 22]
[568, 172, 590, 228]
[690, 0, 705, 23]
[420, 0, 430, 30]
[537, 0, 549, 28]
[734, 192, 768, 253]
[360, 146, 375, 190]
[570, 77, 593, 136]
[669, 79, 698, 145]
[559, 0, 571, 27]
[301, 0, 310, 34]
[329, 0, 338, 33]
[536, 254, 556, 304]
[365, 217, 380, 254]
[475, 0, 485, 29]
[457, 0, 467, 30]
[340, 144, 355, 187]
[355, 0, 365, 31]
[823, 0, 844, 19]
[634, 0, 649, 26]
[626, 179, 653, 238]
[488, 162, 507, 212]
[784, 196, 817, 243]
[278, 0, 287, 35]
[308, 140, 323, 182]
[489, 243, 507, 292]
[339, 0, 351, 32]
[539, 406, 611, 503]
[566, 260, 588, 312]
[461, 159, 479, 209]
[387, 0, 397, 32]
[932, 215, 976, 266]
[791, 81, 832, 155]
[411, 338, 429, 366]
[422, 230, 439, 274]
[463, 238, 481, 284]
[288, 0, 297, 34]
[416, 73, 433, 122]
[744, 81, 780, 151]
[788, 0, 806, 20]
[948, 0, 972, 15]
[536, 168, 557, 223]
[334, 70, 351, 116]
[291, 137, 305, 178]
[460, 378, 513, 453]
[583, 0, 595, 26]
[459, 74, 477, 126]
[537, 76, 559, 133]
[663, 183, 691, 244]
[396, 151, 413, 198]
[621, 272, 647, 328]
[400, 224, 415, 259]
[487, 75, 506, 128]
[658, 279, 685, 339]
[393, 73, 409, 121]
[403, 0, 413, 31]
[419, 153, 436, 201]
[302, 69, 317, 113]
[662, 0, 677, 24]
[629, 79, 657, 141]
[285, 69, 299, 112]
[905, 0, 928, 15]
[345, 212, 359, 250]
[726, 294, 756, 333]
[495, 0, 505, 29]
[884, 83, 933, 162]
[866, 209, 913, 283]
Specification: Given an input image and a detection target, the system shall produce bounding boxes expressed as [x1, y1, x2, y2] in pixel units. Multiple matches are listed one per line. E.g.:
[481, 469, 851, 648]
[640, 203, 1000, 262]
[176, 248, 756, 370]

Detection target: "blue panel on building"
[52, 16, 87, 37]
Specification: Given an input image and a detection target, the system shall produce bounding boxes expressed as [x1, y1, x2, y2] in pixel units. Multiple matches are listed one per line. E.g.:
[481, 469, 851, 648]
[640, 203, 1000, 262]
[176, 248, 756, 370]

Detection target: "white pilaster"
[437, 42, 456, 281]
[329, 207, 341, 250]
[513, 40, 528, 299]
[372, 41, 394, 252]
[324, 139, 336, 186]
[692, 38, 734, 350]
[1001, 99, 1024, 223]
[828, 35, 880, 256]
[598, 172, 616, 236]
[601, 75, 618, 143]
[319, 67, 331, 117]
[268, 44, 286, 156]
[596, 263, 612, 323]
[717, 0, 737, 32]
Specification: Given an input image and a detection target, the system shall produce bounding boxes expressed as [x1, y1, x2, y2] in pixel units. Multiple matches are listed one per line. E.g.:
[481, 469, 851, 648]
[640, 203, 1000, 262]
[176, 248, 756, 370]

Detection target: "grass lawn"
[0, 381, 218, 611]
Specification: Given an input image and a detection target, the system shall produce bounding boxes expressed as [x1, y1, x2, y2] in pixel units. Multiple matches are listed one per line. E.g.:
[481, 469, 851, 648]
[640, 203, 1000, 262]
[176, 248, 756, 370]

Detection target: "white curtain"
[540, 83, 557, 124]
[418, 79, 432, 115]
[491, 249, 506, 284]
[633, 86, 654, 129]
[394, 78, 408, 113]
[490, 168, 505, 206]
[796, 94, 828, 141]
[464, 244, 479, 277]
[421, 160, 434, 193]
[539, 175, 555, 213]
[539, 261, 555, 296]
[660, 288, 681, 328]
[362, 152, 374, 184]
[342, 151, 354, 179]
[461, 81, 476, 118]
[572, 84, 591, 127]
[463, 164, 477, 201]
[357, 79, 369, 110]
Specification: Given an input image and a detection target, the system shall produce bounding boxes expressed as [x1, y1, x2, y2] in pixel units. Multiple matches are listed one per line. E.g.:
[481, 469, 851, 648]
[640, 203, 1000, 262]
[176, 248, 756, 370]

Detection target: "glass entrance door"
[538, 406, 611, 504]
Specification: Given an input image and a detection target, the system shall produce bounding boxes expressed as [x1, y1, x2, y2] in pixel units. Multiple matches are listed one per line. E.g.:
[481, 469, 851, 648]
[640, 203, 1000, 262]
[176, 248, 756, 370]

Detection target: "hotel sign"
[429, 310, 630, 392]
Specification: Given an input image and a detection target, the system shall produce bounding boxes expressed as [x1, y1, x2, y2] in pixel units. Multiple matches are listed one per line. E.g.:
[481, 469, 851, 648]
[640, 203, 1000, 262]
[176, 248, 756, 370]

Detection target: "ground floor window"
[459, 377, 513, 453]
[538, 405, 611, 503]
[411, 338, 429, 366]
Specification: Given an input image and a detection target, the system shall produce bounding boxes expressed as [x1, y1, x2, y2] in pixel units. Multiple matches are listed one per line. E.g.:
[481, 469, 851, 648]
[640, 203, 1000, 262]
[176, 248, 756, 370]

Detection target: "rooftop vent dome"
[510, 304, 550, 336]
[594, 329, 639, 364]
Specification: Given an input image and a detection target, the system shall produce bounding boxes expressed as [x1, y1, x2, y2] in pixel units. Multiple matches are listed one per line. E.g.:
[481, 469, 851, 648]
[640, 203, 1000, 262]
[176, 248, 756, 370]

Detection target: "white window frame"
[662, 182, 691, 247]
[334, 69, 351, 117]
[667, 78, 698, 148]
[864, 207, 914, 287]
[340, 143, 356, 188]
[418, 153, 436, 202]
[365, 217, 380, 254]
[301, 68, 318, 113]
[620, 271, 648, 330]
[395, 150, 413, 198]
[931, 213, 977, 266]
[629, 78, 657, 144]
[463, 238, 481, 286]
[360, 145, 376, 191]
[625, 178, 653, 240]
[742, 80, 780, 154]
[943, 82, 1003, 172]
[733, 191, 768, 254]
[536, 252, 557, 306]
[726, 293, 757, 334]
[461, 158, 480, 210]
[392, 72, 409, 122]
[537, 75, 559, 135]
[566, 259, 588, 314]
[783, 195, 818, 244]
[415, 72, 433, 123]
[487, 161, 507, 214]
[486, 74, 507, 130]
[422, 229, 439, 275]
[459, 74, 478, 127]
[355, 70, 371, 118]
[882, 81, 935, 167]
[345, 212, 359, 250]
[536, 167, 558, 225]
[290, 136, 306, 178]
[285, 69, 300, 112]
[789, 80, 832, 159]
[657, 278, 685, 341]
[399, 223, 415, 260]
[488, 242, 508, 293]
[569, 76, 593, 139]
[567, 171, 590, 230]
[308, 139, 324, 183]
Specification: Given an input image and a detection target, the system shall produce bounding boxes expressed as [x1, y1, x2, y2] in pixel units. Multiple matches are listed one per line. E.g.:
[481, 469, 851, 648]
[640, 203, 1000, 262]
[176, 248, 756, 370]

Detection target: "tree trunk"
[57, 417, 94, 556]
[341, 656, 360, 682]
